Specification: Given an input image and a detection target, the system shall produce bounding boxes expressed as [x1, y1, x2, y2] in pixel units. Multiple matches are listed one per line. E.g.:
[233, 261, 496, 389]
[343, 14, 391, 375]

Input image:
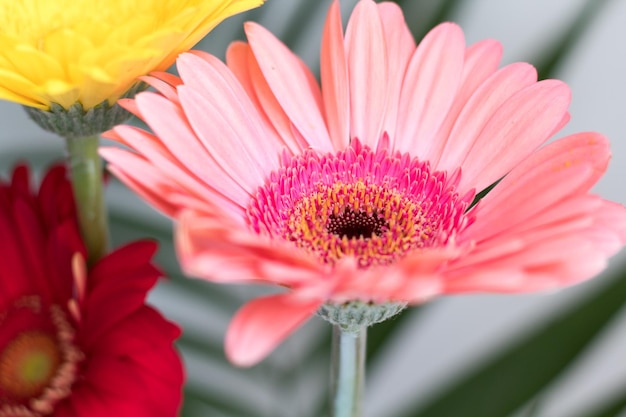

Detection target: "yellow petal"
[39, 79, 80, 109]
[0, 0, 265, 110]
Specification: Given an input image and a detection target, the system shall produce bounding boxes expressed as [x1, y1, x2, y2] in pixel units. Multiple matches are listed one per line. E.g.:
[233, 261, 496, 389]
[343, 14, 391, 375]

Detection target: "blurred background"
[1, 0, 626, 416]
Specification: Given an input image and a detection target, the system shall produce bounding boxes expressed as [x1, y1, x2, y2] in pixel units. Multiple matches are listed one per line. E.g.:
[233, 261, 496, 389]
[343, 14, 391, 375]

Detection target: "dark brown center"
[326, 207, 388, 239]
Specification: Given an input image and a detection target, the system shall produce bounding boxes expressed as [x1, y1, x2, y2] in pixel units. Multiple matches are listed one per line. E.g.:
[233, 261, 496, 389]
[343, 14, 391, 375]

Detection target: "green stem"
[330, 325, 366, 417]
[66, 135, 108, 264]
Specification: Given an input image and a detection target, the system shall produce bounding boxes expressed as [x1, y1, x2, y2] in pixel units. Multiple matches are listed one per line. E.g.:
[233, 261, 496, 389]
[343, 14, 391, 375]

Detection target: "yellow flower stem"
[66, 135, 108, 264]
[330, 325, 366, 417]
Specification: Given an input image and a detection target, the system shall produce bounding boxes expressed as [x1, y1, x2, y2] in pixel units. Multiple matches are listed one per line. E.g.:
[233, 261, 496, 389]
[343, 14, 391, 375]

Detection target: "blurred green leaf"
[280, 0, 326, 51]
[524, 399, 542, 417]
[367, 308, 414, 365]
[177, 330, 224, 359]
[573, 385, 626, 417]
[417, 0, 462, 41]
[534, 0, 613, 79]
[397, 263, 626, 417]
[469, 179, 501, 210]
[183, 385, 254, 417]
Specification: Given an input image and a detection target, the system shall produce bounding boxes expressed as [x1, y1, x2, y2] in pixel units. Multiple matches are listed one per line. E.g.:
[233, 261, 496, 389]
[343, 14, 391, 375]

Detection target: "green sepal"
[317, 300, 407, 333]
[24, 82, 147, 139]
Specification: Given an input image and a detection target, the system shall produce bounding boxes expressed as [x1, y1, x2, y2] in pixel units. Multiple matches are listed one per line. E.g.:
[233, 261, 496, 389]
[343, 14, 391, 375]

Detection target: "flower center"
[0, 332, 61, 399]
[326, 206, 388, 239]
[0, 297, 83, 417]
[247, 139, 475, 268]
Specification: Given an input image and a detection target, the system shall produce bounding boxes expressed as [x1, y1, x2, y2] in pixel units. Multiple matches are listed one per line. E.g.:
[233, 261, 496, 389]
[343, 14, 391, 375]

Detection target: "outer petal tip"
[225, 294, 321, 367]
[428, 21, 465, 40]
[243, 20, 264, 38]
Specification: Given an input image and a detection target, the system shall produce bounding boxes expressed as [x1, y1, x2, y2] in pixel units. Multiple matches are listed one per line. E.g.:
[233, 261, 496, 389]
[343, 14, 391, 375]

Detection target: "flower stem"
[330, 325, 366, 417]
[66, 135, 108, 264]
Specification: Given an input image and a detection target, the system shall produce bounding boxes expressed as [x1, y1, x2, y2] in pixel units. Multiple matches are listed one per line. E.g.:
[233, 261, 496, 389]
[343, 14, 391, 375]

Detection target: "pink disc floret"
[247, 138, 476, 268]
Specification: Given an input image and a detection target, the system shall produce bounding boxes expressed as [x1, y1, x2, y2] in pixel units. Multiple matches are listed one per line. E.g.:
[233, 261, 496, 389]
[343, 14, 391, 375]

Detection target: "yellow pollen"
[284, 181, 438, 268]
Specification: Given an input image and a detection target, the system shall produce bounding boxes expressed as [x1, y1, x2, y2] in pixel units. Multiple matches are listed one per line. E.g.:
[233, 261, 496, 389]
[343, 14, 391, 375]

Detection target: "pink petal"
[176, 85, 274, 194]
[508, 203, 622, 254]
[344, 0, 388, 147]
[133, 91, 256, 204]
[445, 230, 618, 294]
[245, 45, 307, 154]
[176, 52, 282, 182]
[471, 165, 593, 243]
[145, 71, 183, 88]
[331, 248, 452, 303]
[377, 1, 416, 144]
[138, 75, 181, 104]
[99, 148, 181, 217]
[592, 200, 626, 244]
[116, 98, 141, 119]
[458, 79, 571, 192]
[103, 124, 248, 211]
[106, 149, 244, 221]
[176, 210, 323, 286]
[225, 42, 256, 98]
[466, 132, 610, 242]
[445, 132, 626, 294]
[321, 0, 350, 150]
[225, 293, 321, 367]
[429, 39, 503, 167]
[225, 41, 300, 154]
[245, 22, 333, 152]
[394, 22, 465, 156]
[436, 62, 537, 180]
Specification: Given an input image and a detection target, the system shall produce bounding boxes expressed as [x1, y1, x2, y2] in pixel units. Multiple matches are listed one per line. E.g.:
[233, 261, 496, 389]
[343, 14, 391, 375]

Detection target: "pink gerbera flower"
[0, 165, 183, 415]
[101, 0, 626, 367]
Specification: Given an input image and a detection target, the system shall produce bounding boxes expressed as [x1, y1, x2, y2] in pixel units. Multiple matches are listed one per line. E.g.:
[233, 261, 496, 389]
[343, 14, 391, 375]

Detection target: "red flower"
[0, 165, 183, 416]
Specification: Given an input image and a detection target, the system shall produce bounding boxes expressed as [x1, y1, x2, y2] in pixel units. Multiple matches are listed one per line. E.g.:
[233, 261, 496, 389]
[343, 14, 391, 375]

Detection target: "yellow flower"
[0, 0, 263, 110]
